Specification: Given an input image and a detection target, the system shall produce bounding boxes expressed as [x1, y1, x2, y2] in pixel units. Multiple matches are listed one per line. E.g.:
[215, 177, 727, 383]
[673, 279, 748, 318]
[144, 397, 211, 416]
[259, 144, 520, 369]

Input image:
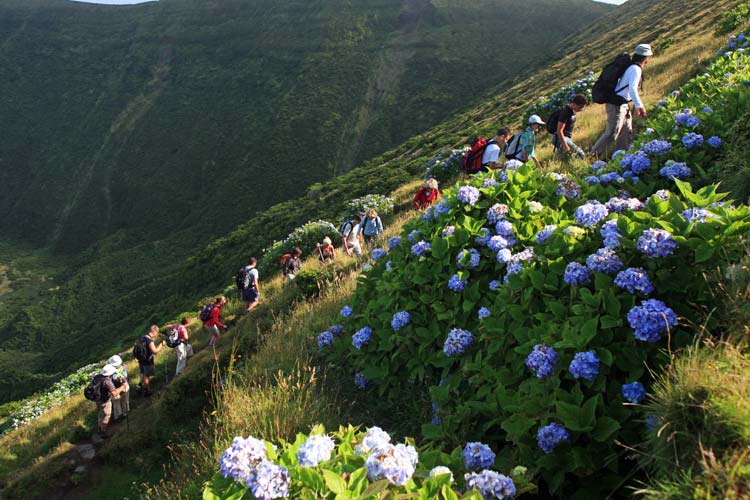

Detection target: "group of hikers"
[84, 42, 653, 439]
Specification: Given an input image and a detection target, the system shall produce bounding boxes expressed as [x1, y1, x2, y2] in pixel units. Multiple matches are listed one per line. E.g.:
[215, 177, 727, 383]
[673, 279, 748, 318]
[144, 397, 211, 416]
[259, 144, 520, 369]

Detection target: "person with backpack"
[317, 237, 336, 265]
[134, 325, 163, 396]
[204, 296, 228, 347]
[591, 44, 654, 157]
[88, 364, 128, 438]
[107, 355, 130, 422]
[341, 214, 363, 258]
[508, 115, 544, 168]
[359, 208, 384, 247]
[480, 128, 511, 172]
[413, 178, 441, 210]
[237, 257, 260, 313]
[282, 248, 303, 284]
[549, 94, 589, 158]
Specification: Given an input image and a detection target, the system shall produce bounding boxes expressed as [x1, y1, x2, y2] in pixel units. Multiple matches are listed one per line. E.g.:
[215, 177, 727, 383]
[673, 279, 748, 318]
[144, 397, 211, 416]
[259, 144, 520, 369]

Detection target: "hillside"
[0, 0, 613, 402]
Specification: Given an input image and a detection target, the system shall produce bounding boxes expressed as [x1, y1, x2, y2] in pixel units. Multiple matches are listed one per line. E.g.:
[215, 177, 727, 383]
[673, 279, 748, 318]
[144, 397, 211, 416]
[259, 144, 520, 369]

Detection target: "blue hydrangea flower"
[682, 132, 704, 148]
[411, 241, 432, 257]
[448, 274, 468, 292]
[682, 208, 713, 224]
[630, 153, 652, 174]
[442, 225, 456, 238]
[627, 299, 678, 342]
[352, 327, 373, 349]
[482, 177, 500, 188]
[707, 136, 722, 148]
[462, 442, 496, 470]
[464, 470, 516, 499]
[591, 160, 608, 172]
[599, 172, 623, 184]
[645, 127, 655, 135]
[622, 381, 647, 404]
[434, 201, 451, 217]
[487, 204, 509, 224]
[388, 237, 401, 250]
[431, 402, 441, 426]
[489, 280, 501, 291]
[702, 106, 714, 113]
[556, 179, 582, 199]
[317, 331, 334, 348]
[371, 248, 387, 260]
[457, 186, 481, 206]
[535, 225, 557, 244]
[606, 196, 643, 214]
[219, 436, 268, 483]
[250, 460, 291, 500]
[660, 161, 691, 180]
[586, 248, 623, 274]
[408, 229, 422, 243]
[355, 427, 391, 455]
[475, 228, 492, 246]
[574, 201, 609, 228]
[642, 140, 672, 155]
[652, 189, 670, 202]
[564, 262, 591, 285]
[489, 235, 513, 252]
[365, 443, 418, 486]
[620, 154, 635, 169]
[478, 307, 491, 319]
[495, 220, 515, 237]
[615, 268, 654, 295]
[354, 372, 368, 389]
[537, 423, 570, 454]
[329, 325, 343, 335]
[686, 115, 701, 128]
[637, 229, 677, 258]
[525, 344, 558, 378]
[297, 435, 336, 467]
[391, 311, 411, 331]
[674, 112, 689, 126]
[569, 351, 600, 381]
[340, 305, 353, 317]
[612, 149, 626, 158]
[443, 328, 473, 357]
[456, 248, 481, 269]
[586, 176, 600, 184]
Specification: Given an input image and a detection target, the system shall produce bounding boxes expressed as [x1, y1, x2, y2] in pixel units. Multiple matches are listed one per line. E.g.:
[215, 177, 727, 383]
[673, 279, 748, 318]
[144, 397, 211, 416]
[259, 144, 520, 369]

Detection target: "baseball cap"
[634, 44, 653, 56]
[528, 115, 545, 125]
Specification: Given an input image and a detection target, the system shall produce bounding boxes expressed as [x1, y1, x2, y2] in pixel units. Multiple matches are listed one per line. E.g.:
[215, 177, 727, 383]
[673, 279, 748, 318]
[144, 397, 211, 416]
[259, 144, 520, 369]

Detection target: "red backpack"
[462, 137, 495, 174]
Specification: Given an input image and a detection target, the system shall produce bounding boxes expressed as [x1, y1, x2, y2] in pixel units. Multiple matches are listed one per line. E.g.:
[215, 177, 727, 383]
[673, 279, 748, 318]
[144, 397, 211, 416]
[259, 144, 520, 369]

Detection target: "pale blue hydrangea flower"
[443, 328, 473, 357]
[537, 423, 569, 454]
[365, 443, 418, 486]
[297, 435, 336, 467]
[391, 311, 411, 331]
[462, 442, 496, 470]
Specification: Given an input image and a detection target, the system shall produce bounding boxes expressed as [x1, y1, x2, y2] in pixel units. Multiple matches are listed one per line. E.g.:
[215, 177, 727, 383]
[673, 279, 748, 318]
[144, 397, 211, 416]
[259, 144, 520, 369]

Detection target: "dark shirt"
[139, 336, 155, 366]
[557, 106, 577, 138]
[284, 256, 301, 275]
[102, 377, 116, 400]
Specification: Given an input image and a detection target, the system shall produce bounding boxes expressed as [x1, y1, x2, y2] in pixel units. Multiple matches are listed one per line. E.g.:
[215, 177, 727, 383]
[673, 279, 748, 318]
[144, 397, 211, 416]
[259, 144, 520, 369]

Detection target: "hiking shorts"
[139, 363, 155, 377]
[98, 399, 112, 428]
[241, 288, 259, 303]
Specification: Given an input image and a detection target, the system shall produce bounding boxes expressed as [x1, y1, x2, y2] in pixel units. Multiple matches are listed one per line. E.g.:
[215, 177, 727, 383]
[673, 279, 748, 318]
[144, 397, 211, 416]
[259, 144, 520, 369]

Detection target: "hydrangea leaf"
[501, 414, 535, 441]
[202, 472, 248, 500]
[591, 416, 621, 442]
[556, 396, 598, 432]
[695, 242, 714, 263]
[360, 479, 390, 498]
[322, 469, 347, 494]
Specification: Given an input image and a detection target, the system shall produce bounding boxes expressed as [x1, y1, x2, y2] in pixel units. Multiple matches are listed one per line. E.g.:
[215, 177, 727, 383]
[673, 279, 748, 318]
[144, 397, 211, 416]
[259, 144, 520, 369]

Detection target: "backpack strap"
[480, 139, 498, 166]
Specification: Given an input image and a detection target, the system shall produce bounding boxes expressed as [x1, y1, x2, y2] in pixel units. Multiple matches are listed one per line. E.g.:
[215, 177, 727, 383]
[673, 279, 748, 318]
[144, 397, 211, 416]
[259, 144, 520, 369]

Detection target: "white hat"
[528, 114, 545, 125]
[322, 237, 332, 245]
[101, 364, 116, 377]
[107, 355, 122, 367]
[634, 44, 653, 56]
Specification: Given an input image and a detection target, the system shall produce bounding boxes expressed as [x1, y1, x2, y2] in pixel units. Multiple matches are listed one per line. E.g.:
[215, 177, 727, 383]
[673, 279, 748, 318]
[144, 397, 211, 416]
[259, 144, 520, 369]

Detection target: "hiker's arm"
[533, 157, 542, 168]
[253, 276, 259, 291]
[150, 341, 163, 354]
[112, 384, 128, 397]
[556, 122, 570, 152]
[628, 67, 647, 116]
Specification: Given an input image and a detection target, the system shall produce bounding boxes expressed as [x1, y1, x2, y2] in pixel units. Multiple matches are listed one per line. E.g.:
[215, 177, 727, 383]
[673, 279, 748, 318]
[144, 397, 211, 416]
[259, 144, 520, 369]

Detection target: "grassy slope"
[1, 0, 747, 497]
[0, 0, 613, 403]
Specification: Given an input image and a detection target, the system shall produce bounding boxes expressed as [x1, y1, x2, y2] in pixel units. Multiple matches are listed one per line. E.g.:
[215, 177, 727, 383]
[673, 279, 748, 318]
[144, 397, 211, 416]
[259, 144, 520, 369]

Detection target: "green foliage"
[716, 3, 750, 34]
[346, 194, 395, 218]
[526, 72, 596, 122]
[423, 149, 467, 185]
[294, 268, 337, 299]
[203, 425, 533, 500]
[259, 220, 338, 277]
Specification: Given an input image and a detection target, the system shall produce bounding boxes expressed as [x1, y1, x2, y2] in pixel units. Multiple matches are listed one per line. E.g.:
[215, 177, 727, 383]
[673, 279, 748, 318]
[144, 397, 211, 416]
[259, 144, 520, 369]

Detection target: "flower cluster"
[354, 372, 368, 389]
[388, 237, 401, 250]
[448, 274, 468, 292]
[600, 220, 622, 248]
[251, 461, 291, 500]
[564, 262, 591, 285]
[352, 327, 373, 349]
[462, 442, 496, 470]
[465, 470, 516, 499]
[535, 225, 557, 244]
[365, 443, 418, 486]
[348, 194, 395, 216]
[443, 328, 474, 357]
[614, 268, 654, 295]
[371, 248, 387, 260]
[556, 179, 582, 199]
[525, 344, 558, 378]
[537, 423, 570, 454]
[641, 140, 672, 155]
[621, 381, 647, 404]
[627, 299, 678, 342]
[681, 132, 704, 148]
[707, 136, 722, 148]
[456, 248, 481, 269]
[219, 436, 268, 484]
[442, 225, 456, 238]
[391, 311, 411, 331]
[317, 331, 334, 348]
[574, 201, 609, 227]
[568, 351, 600, 381]
[457, 186, 481, 206]
[659, 161, 691, 180]
[340, 305, 353, 317]
[411, 241, 431, 257]
[606, 196, 643, 214]
[682, 208, 713, 224]
[637, 229, 677, 258]
[475, 228, 492, 246]
[586, 248, 623, 274]
[487, 203, 509, 224]
[297, 435, 336, 467]
[478, 307, 492, 319]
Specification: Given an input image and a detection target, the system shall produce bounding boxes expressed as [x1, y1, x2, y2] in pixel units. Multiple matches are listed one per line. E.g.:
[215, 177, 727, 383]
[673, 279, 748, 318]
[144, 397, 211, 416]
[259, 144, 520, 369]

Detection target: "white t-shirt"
[248, 268, 259, 284]
[481, 143, 501, 166]
[343, 221, 361, 245]
[616, 64, 644, 109]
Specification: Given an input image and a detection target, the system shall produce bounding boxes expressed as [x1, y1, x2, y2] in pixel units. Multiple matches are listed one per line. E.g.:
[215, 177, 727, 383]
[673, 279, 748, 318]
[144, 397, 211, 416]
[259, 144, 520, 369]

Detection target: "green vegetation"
[0, 0, 613, 403]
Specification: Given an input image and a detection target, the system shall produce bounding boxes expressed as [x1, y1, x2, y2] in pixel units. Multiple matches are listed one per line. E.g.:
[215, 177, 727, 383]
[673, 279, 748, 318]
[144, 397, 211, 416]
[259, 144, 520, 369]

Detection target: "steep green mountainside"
[0, 0, 612, 402]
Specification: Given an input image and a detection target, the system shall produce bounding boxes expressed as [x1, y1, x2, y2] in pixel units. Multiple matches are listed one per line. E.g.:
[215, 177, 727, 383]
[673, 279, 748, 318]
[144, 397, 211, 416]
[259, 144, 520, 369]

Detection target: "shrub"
[716, 4, 750, 35]
[346, 194, 395, 217]
[423, 149, 467, 185]
[294, 267, 337, 299]
[259, 220, 339, 276]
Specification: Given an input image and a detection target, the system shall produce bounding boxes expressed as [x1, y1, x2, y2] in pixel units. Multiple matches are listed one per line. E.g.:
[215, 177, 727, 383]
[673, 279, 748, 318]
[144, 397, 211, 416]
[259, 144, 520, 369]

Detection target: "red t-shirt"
[204, 306, 225, 328]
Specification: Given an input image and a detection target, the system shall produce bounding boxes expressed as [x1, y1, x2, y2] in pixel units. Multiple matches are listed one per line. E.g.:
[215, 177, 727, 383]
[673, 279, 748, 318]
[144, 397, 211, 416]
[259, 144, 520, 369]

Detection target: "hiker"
[480, 127, 511, 171]
[282, 248, 303, 283]
[591, 44, 654, 157]
[551, 94, 589, 158]
[107, 354, 130, 422]
[413, 178, 441, 210]
[317, 237, 336, 264]
[359, 208, 384, 247]
[510, 115, 544, 169]
[135, 325, 163, 395]
[204, 296, 228, 347]
[172, 317, 193, 376]
[341, 214, 364, 258]
[237, 257, 260, 313]
[95, 364, 128, 437]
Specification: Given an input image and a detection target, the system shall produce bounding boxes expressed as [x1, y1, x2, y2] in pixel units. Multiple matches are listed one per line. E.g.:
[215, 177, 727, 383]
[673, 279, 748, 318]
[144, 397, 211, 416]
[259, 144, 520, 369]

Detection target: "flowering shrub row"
[204, 425, 533, 499]
[526, 72, 596, 123]
[423, 148, 468, 184]
[322, 32, 750, 495]
[347, 194, 395, 217]
[0, 363, 100, 435]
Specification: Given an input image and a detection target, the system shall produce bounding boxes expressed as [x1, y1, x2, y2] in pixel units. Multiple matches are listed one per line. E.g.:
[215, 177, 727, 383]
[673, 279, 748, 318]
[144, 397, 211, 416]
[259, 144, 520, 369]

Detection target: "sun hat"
[322, 237, 332, 245]
[101, 364, 116, 377]
[528, 114, 546, 125]
[107, 355, 122, 367]
[634, 44, 653, 56]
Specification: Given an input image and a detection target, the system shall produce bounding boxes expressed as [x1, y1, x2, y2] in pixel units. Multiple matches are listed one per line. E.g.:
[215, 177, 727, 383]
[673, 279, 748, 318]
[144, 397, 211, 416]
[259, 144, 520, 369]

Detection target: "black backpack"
[592, 53, 632, 105]
[199, 303, 214, 323]
[165, 326, 181, 348]
[84, 374, 108, 403]
[133, 336, 152, 363]
[236, 266, 250, 291]
[546, 109, 562, 135]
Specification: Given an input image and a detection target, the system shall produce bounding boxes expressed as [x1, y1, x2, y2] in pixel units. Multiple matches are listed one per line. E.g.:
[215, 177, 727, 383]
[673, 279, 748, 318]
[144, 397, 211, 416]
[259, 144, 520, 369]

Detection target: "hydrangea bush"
[260, 220, 339, 275]
[347, 194, 395, 217]
[526, 72, 596, 122]
[424, 149, 468, 184]
[204, 425, 533, 499]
